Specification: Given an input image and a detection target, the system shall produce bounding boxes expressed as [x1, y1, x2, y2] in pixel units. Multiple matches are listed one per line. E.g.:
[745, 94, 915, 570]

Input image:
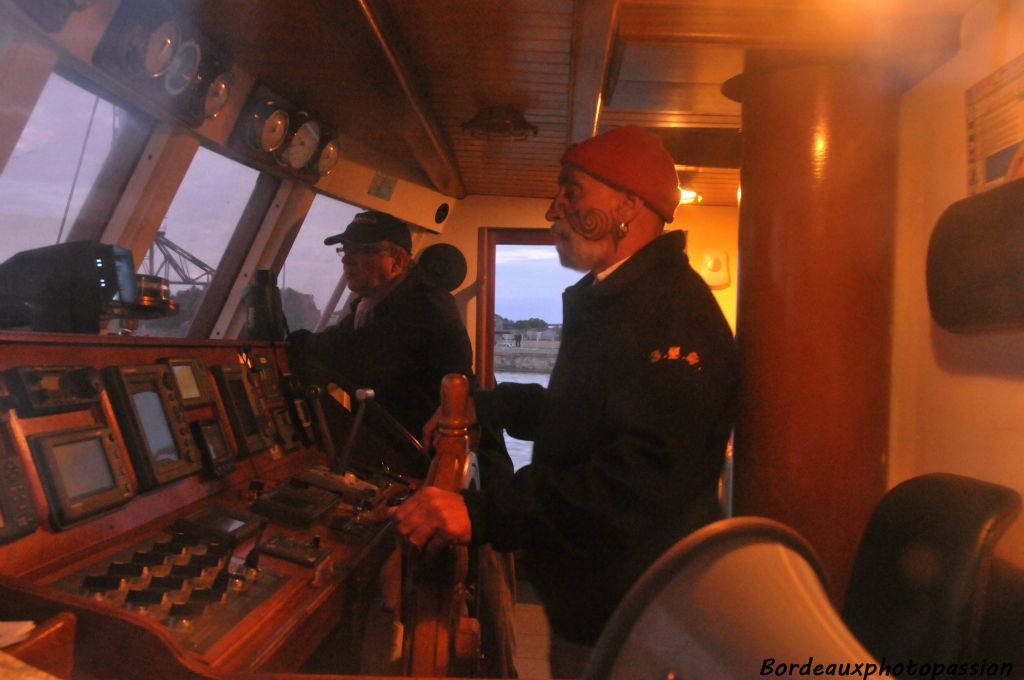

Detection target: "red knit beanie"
[561, 126, 680, 223]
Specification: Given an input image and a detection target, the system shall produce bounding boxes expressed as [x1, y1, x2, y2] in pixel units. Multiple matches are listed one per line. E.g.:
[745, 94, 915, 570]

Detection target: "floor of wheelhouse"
[514, 578, 552, 678]
[305, 569, 554, 677]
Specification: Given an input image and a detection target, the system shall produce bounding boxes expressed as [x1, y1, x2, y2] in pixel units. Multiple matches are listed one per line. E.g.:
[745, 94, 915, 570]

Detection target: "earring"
[617, 222, 630, 237]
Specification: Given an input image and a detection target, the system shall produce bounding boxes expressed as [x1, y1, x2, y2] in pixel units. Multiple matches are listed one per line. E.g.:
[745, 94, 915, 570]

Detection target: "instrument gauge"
[316, 139, 340, 176]
[248, 104, 290, 154]
[202, 72, 233, 118]
[163, 39, 201, 96]
[280, 118, 321, 170]
[140, 20, 180, 77]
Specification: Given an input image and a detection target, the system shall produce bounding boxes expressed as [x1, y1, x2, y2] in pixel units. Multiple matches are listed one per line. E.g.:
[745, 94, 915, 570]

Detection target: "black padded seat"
[842, 473, 1021, 666]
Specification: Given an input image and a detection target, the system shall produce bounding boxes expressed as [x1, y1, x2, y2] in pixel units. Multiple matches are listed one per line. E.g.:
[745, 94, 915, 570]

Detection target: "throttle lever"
[337, 388, 374, 474]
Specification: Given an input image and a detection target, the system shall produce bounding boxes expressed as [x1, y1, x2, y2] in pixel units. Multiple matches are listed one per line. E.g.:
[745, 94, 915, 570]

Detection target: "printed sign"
[966, 52, 1024, 194]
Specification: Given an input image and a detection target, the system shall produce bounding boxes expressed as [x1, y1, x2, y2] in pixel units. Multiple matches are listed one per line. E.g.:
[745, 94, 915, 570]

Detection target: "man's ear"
[392, 251, 412, 275]
[611, 193, 642, 225]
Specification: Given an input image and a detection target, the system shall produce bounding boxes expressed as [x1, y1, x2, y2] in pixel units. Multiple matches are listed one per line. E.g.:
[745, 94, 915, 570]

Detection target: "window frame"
[475, 227, 555, 388]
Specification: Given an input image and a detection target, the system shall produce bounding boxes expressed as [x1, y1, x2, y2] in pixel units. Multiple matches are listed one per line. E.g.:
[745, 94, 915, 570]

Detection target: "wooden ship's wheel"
[401, 374, 482, 677]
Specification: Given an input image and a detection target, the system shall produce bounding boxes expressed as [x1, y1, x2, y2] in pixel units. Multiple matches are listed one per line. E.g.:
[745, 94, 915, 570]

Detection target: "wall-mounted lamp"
[700, 250, 730, 290]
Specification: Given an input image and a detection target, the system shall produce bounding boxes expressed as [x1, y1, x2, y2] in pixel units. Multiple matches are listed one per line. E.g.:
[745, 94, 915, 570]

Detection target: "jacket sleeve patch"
[648, 346, 701, 370]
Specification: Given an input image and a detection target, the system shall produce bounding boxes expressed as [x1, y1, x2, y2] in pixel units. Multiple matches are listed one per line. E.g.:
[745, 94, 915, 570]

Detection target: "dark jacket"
[292, 266, 512, 484]
[463, 231, 739, 644]
[296, 267, 471, 437]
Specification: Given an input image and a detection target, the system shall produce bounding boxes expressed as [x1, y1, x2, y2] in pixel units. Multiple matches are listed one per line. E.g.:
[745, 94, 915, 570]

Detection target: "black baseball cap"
[323, 211, 412, 253]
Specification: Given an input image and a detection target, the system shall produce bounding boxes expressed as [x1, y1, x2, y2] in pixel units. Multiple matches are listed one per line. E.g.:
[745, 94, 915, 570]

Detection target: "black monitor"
[161, 357, 215, 408]
[212, 364, 272, 458]
[0, 241, 138, 333]
[170, 504, 263, 546]
[28, 425, 134, 529]
[103, 365, 203, 490]
[191, 419, 235, 477]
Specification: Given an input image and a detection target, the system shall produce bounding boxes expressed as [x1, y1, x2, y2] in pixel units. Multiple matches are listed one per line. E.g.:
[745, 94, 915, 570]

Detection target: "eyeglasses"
[336, 245, 392, 258]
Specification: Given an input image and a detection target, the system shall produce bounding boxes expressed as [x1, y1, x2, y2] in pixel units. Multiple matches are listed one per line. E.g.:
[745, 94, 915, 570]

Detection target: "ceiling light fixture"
[461, 106, 538, 141]
[679, 188, 702, 205]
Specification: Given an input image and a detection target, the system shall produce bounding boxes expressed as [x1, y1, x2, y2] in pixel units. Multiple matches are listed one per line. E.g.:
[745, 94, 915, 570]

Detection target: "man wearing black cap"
[392, 126, 739, 676]
[290, 210, 477, 454]
[290, 210, 517, 676]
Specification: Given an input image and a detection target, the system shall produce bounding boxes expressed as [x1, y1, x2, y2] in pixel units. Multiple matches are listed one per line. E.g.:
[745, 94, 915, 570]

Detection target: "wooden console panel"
[0, 331, 400, 679]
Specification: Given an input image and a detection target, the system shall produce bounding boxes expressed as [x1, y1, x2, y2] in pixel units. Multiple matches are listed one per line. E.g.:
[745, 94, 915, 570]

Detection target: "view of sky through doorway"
[494, 243, 581, 470]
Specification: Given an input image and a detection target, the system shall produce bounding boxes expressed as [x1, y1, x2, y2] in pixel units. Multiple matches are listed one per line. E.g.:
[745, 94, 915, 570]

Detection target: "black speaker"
[926, 177, 1024, 332]
[434, 202, 451, 224]
[417, 243, 467, 292]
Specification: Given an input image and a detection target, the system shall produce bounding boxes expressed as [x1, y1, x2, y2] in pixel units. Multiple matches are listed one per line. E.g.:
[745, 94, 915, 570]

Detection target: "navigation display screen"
[52, 437, 116, 503]
[132, 390, 180, 464]
[171, 364, 201, 401]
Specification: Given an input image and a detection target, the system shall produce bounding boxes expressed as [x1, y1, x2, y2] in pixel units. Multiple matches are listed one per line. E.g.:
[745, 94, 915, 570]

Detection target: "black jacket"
[291, 266, 513, 483]
[294, 267, 470, 435]
[464, 231, 739, 644]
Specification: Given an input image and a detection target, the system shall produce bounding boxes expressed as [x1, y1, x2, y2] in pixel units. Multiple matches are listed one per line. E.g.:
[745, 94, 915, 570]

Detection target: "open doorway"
[477, 228, 582, 470]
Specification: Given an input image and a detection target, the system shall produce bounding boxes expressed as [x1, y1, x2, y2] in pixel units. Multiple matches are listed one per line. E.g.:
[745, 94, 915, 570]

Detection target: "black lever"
[306, 384, 341, 471]
[336, 388, 374, 474]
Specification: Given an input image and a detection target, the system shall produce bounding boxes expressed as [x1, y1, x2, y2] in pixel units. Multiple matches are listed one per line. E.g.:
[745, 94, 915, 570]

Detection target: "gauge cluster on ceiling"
[231, 84, 341, 182]
[90, 1, 233, 128]
[13, 0, 343, 186]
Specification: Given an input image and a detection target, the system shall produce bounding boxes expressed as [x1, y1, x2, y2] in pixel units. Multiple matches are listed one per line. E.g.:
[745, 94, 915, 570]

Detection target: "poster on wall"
[966, 52, 1024, 194]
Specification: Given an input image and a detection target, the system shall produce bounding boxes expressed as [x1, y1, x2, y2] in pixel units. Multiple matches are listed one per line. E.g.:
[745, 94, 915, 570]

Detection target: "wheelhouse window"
[279, 193, 361, 332]
[0, 70, 153, 264]
[136, 147, 260, 337]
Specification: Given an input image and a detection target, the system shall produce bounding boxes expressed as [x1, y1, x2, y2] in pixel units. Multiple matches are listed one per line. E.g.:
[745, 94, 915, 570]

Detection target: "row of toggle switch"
[78, 530, 261, 628]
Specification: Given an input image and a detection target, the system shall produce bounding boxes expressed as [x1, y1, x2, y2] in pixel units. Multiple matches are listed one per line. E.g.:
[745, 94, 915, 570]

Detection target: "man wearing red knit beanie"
[393, 125, 739, 677]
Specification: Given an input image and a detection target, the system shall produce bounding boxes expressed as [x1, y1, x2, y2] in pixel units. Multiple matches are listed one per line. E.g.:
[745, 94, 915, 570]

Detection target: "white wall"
[890, 0, 1024, 560]
[682, 205, 740, 333]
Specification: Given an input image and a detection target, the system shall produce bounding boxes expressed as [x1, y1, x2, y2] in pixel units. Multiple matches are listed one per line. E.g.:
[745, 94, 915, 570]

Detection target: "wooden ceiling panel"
[616, 1, 964, 53]
[615, 43, 745, 84]
[600, 110, 741, 129]
[678, 168, 741, 207]
[654, 128, 743, 169]
[172, 0, 445, 188]
[386, 0, 574, 196]
[600, 0, 966, 209]
[161, 0, 973, 206]
[608, 81, 740, 115]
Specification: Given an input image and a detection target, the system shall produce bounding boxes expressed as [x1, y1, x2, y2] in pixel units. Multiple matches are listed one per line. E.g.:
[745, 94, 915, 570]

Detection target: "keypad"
[51, 524, 286, 648]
